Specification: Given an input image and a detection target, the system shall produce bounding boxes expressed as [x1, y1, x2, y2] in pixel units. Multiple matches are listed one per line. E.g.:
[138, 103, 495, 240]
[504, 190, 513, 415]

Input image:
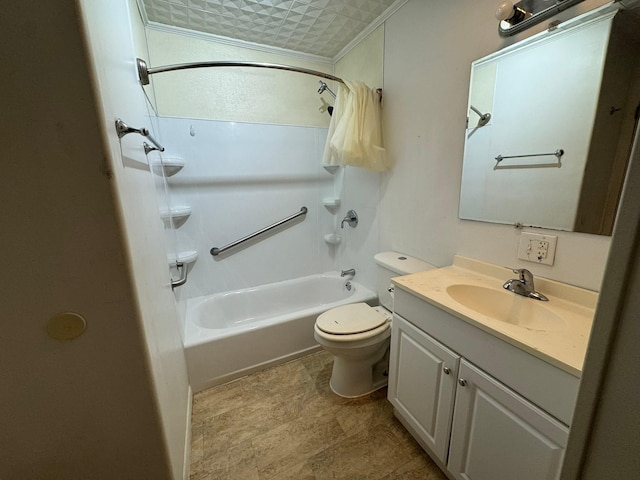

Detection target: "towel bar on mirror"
[495, 149, 564, 162]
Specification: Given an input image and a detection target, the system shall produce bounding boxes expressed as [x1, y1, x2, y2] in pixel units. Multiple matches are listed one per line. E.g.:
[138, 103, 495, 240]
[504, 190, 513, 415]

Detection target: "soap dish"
[322, 197, 341, 208]
[324, 234, 342, 245]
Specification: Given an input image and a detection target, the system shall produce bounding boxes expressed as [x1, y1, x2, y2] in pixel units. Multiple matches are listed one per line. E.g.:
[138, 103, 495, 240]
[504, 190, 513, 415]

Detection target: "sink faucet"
[341, 268, 356, 277]
[503, 268, 548, 301]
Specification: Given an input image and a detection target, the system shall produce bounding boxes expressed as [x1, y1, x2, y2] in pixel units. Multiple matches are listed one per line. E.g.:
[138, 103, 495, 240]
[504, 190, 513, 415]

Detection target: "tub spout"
[341, 268, 356, 277]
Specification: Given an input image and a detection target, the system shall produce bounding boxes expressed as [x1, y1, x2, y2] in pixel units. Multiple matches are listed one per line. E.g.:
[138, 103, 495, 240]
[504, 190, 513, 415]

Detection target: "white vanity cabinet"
[388, 315, 460, 463]
[388, 288, 577, 480]
[448, 360, 567, 480]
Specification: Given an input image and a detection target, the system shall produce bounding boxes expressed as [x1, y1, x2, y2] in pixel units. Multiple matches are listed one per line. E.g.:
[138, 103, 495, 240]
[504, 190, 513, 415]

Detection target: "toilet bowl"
[314, 252, 435, 398]
[314, 304, 392, 398]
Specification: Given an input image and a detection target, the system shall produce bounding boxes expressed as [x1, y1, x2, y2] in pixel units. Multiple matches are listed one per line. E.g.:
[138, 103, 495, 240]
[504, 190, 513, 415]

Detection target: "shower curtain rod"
[136, 57, 345, 86]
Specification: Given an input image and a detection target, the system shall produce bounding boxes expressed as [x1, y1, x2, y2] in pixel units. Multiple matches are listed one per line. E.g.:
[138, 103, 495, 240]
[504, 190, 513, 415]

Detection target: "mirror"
[459, 6, 640, 235]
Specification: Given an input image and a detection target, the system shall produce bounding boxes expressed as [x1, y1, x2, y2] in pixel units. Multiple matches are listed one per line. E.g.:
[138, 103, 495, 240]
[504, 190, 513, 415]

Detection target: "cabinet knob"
[443, 366, 451, 375]
[458, 378, 467, 387]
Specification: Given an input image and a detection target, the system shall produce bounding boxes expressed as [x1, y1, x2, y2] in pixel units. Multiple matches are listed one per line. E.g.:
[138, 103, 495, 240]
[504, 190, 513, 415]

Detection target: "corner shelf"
[168, 250, 198, 266]
[152, 158, 185, 177]
[322, 197, 341, 208]
[324, 233, 342, 245]
[160, 206, 192, 227]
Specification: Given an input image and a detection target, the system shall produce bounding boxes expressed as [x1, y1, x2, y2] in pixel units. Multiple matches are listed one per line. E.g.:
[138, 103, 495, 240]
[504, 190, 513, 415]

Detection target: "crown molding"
[332, 0, 409, 63]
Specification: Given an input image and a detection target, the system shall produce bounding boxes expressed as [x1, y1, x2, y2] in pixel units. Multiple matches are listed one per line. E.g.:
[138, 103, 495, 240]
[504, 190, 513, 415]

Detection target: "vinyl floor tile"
[189, 350, 448, 480]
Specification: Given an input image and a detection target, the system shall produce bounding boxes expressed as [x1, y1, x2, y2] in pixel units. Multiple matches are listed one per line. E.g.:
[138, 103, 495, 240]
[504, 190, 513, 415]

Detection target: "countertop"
[392, 256, 598, 377]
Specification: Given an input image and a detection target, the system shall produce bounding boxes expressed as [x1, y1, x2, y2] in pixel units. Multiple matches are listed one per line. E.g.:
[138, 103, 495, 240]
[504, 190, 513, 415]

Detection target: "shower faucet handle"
[341, 210, 358, 229]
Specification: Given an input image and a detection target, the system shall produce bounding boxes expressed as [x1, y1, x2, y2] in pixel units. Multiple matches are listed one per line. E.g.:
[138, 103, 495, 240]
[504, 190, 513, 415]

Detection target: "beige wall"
[335, 24, 385, 88]
[146, 28, 334, 127]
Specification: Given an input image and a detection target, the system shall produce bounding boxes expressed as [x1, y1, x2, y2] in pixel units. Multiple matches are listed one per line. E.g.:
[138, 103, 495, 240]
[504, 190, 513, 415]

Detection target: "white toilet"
[314, 252, 434, 398]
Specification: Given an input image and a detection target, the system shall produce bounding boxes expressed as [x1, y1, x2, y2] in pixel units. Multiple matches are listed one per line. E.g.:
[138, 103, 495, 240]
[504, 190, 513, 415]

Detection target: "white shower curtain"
[322, 80, 390, 172]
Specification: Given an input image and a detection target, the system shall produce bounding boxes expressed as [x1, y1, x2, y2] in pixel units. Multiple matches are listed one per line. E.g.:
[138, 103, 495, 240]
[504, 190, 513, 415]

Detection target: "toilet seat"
[315, 303, 391, 342]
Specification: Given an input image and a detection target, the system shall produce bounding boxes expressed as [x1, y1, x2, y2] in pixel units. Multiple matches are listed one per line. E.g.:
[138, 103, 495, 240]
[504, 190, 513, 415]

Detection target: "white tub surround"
[185, 272, 376, 392]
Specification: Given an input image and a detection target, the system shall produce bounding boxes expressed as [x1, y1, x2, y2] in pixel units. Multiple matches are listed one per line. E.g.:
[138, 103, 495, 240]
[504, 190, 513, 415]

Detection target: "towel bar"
[115, 118, 165, 153]
[495, 149, 564, 162]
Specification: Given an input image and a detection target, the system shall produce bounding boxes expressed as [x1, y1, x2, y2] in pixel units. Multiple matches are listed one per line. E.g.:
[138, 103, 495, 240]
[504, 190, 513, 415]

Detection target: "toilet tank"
[374, 252, 435, 311]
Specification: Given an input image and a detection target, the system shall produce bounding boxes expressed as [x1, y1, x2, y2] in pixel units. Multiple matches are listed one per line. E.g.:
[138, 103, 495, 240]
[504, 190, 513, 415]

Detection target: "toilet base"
[328, 346, 390, 398]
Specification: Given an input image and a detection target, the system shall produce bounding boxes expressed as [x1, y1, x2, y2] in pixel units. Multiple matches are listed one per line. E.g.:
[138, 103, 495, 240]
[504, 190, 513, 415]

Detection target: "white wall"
[381, 0, 611, 291]
[78, 1, 191, 478]
[0, 0, 187, 478]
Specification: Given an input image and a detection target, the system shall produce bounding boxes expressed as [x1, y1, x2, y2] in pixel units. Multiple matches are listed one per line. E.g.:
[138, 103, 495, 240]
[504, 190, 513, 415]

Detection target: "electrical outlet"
[517, 232, 557, 265]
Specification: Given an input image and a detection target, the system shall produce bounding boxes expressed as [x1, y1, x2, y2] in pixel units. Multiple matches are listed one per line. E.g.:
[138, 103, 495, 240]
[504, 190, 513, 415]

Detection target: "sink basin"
[446, 284, 566, 332]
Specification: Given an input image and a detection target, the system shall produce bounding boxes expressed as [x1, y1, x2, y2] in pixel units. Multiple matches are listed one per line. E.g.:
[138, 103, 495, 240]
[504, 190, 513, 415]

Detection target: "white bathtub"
[184, 272, 377, 392]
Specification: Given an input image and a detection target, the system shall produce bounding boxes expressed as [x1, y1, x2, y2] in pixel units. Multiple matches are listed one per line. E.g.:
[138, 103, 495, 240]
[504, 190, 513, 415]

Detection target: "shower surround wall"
[157, 117, 335, 303]
[156, 116, 385, 336]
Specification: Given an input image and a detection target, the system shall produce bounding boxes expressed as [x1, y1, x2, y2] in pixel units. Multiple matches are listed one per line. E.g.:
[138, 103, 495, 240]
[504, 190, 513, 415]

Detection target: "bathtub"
[183, 272, 377, 392]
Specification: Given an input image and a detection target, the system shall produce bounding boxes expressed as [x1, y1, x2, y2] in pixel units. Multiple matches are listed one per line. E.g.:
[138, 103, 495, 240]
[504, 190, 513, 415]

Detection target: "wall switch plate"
[517, 232, 557, 265]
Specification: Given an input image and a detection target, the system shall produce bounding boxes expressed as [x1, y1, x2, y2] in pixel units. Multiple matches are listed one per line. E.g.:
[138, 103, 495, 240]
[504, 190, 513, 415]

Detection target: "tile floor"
[189, 350, 448, 480]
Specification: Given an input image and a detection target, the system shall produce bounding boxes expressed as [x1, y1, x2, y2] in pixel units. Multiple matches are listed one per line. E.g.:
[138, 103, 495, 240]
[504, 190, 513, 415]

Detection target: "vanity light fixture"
[495, 0, 586, 36]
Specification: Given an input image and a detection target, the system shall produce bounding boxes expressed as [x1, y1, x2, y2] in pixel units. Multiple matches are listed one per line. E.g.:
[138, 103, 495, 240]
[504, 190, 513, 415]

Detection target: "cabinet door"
[448, 360, 568, 480]
[388, 314, 460, 463]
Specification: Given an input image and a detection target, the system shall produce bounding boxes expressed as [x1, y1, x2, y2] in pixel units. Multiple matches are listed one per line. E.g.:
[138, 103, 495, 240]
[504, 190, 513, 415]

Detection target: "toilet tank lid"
[374, 252, 435, 275]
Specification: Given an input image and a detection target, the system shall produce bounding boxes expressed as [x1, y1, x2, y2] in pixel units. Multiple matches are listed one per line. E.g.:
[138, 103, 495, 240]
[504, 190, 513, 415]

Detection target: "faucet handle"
[511, 268, 533, 285]
[341, 210, 358, 229]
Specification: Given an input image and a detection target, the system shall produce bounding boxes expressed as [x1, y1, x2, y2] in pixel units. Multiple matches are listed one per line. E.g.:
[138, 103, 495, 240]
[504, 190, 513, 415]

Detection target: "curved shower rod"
[136, 57, 344, 86]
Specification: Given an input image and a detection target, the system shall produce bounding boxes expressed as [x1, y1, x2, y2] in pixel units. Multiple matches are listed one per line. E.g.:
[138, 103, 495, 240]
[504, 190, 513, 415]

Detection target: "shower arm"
[469, 105, 491, 127]
[318, 81, 337, 99]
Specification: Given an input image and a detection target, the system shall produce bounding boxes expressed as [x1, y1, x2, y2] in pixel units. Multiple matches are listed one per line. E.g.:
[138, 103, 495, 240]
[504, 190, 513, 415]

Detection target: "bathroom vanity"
[387, 256, 596, 480]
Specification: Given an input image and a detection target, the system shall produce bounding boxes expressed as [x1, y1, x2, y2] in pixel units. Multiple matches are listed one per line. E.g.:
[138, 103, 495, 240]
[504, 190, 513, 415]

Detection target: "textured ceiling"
[140, 0, 399, 59]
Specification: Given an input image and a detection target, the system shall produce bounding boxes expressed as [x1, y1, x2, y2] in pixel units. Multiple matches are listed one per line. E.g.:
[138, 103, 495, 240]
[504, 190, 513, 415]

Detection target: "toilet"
[314, 252, 435, 398]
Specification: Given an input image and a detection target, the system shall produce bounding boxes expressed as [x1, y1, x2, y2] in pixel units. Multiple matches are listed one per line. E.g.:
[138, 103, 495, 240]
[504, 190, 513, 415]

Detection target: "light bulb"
[495, 1, 515, 21]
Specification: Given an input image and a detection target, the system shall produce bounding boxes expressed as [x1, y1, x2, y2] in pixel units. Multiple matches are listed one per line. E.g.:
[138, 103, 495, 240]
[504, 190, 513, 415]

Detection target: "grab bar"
[210, 207, 308, 256]
[495, 149, 564, 162]
[115, 118, 165, 153]
[170, 262, 187, 290]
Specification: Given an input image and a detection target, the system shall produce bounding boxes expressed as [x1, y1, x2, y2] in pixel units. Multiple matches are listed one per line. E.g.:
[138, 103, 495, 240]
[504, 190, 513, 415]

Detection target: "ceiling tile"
[143, 0, 398, 58]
